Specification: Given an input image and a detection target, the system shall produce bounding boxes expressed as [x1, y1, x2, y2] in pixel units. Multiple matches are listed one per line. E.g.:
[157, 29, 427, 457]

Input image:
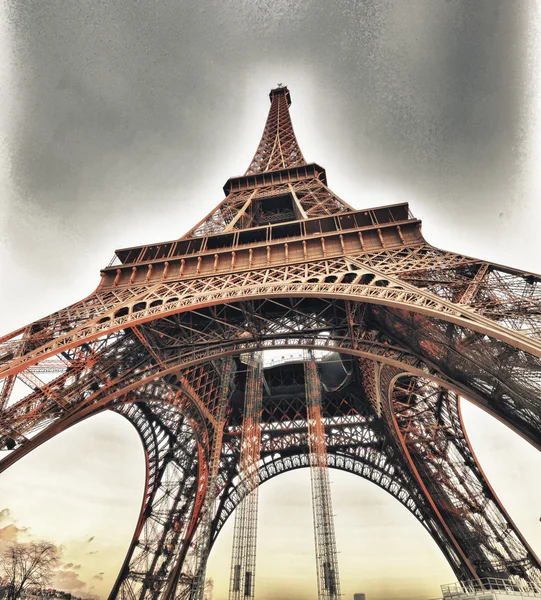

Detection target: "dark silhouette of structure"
[1, 86, 541, 600]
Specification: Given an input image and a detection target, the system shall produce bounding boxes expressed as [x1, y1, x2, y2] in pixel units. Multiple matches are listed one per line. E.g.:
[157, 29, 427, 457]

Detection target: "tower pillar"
[190, 357, 235, 600]
[305, 359, 342, 600]
[229, 354, 263, 600]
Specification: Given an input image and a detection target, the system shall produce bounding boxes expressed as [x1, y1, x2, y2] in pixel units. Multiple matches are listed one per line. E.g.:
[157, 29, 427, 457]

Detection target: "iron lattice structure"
[1, 85, 541, 599]
[228, 354, 263, 600]
[305, 359, 341, 600]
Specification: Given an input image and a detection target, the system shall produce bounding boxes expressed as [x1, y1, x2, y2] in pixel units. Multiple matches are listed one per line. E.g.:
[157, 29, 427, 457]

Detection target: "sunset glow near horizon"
[1, 1, 541, 599]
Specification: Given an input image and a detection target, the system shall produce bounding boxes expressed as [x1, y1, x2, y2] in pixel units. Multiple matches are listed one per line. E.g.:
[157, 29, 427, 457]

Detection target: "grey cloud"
[3, 1, 531, 251]
[1, 0, 536, 305]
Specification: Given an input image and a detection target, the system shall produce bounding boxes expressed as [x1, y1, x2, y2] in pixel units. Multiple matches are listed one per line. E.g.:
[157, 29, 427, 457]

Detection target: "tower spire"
[245, 86, 306, 175]
[182, 86, 353, 238]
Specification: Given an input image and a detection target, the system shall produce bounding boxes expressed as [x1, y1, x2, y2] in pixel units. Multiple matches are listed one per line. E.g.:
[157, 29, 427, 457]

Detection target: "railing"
[108, 254, 121, 267]
[262, 348, 334, 369]
[441, 578, 541, 598]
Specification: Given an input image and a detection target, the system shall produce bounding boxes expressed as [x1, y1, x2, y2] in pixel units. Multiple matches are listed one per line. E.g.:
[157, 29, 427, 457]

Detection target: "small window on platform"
[320, 217, 337, 233]
[187, 238, 203, 254]
[174, 241, 190, 257]
[354, 212, 373, 228]
[116, 250, 134, 264]
[271, 223, 301, 240]
[388, 205, 410, 221]
[338, 214, 355, 230]
[206, 233, 235, 250]
[238, 228, 267, 245]
[251, 193, 298, 226]
[156, 245, 171, 259]
[142, 246, 159, 260]
[305, 220, 322, 235]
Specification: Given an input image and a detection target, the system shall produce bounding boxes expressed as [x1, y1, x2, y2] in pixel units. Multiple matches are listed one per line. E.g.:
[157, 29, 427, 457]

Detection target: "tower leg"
[110, 402, 202, 600]
[229, 354, 263, 600]
[382, 367, 541, 590]
[305, 360, 341, 600]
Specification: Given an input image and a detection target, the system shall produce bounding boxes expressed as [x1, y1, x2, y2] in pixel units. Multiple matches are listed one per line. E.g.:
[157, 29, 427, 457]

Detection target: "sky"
[0, 1, 541, 599]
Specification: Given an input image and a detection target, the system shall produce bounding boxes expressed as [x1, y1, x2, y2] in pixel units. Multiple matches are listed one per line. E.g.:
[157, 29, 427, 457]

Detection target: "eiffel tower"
[1, 85, 541, 600]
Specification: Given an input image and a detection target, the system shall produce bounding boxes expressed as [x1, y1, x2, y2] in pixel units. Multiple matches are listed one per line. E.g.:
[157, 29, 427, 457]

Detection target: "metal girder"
[245, 86, 305, 176]
[210, 363, 473, 583]
[2, 250, 541, 385]
[383, 368, 541, 589]
[111, 402, 201, 600]
[189, 358, 235, 600]
[229, 354, 263, 600]
[305, 360, 341, 600]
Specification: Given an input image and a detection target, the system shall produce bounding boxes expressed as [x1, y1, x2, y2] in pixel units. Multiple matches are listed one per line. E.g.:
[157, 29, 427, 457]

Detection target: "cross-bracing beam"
[189, 357, 235, 600]
[229, 354, 263, 600]
[305, 359, 342, 600]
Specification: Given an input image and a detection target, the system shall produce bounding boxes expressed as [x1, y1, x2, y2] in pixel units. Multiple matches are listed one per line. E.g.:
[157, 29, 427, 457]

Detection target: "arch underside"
[110, 354, 541, 600]
[2, 292, 541, 455]
[1, 249, 541, 597]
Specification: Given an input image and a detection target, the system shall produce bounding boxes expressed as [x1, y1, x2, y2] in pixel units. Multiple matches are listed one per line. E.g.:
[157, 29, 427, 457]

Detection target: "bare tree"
[0, 541, 60, 600]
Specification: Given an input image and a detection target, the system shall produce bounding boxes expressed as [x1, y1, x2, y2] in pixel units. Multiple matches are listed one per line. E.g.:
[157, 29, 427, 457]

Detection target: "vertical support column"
[190, 357, 235, 600]
[229, 354, 263, 600]
[0, 324, 33, 411]
[305, 360, 341, 600]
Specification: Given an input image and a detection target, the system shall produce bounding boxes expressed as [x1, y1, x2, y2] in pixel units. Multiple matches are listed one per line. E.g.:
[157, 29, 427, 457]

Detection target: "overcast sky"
[1, 1, 541, 599]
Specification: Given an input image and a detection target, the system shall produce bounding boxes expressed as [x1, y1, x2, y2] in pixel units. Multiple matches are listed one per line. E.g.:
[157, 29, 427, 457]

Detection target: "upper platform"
[100, 86, 424, 289]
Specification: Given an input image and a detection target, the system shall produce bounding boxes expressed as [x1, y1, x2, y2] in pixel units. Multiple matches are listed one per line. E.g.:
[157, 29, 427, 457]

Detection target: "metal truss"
[1, 85, 541, 599]
[229, 354, 263, 600]
[2, 248, 541, 390]
[305, 360, 341, 600]
[384, 370, 541, 588]
[210, 360, 471, 581]
[186, 176, 354, 237]
[4, 291, 541, 458]
[245, 86, 305, 176]
[111, 402, 201, 600]
[189, 357, 235, 600]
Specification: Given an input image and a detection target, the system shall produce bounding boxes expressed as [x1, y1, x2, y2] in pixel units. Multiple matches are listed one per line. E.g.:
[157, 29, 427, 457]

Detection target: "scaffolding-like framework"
[189, 357, 235, 600]
[229, 354, 263, 600]
[305, 359, 342, 600]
